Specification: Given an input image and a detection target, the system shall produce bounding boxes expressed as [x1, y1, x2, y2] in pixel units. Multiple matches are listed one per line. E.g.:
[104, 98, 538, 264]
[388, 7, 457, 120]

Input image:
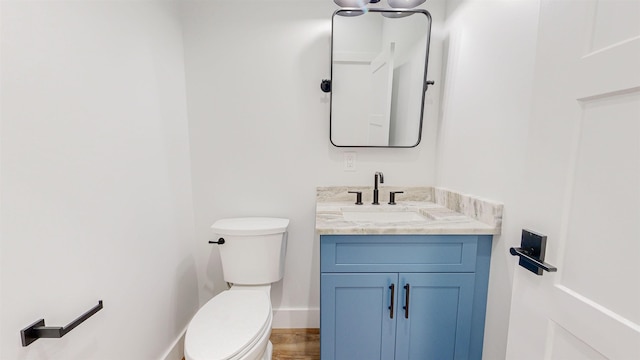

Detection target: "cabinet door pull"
[403, 284, 410, 319]
[389, 284, 395, 319]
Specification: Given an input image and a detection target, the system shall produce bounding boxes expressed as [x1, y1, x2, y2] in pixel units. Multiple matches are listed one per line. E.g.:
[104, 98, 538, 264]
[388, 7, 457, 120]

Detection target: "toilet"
[184, 217, 290, 360]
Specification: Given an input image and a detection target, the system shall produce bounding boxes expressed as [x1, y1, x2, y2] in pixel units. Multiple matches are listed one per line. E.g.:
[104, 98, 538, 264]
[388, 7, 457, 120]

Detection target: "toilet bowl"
[184, 217, 289, 360]
[185, 286, 273, 360]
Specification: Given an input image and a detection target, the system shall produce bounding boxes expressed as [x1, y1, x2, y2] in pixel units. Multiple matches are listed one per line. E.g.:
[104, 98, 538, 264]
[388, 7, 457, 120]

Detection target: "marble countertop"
[315, 186, 503, 235]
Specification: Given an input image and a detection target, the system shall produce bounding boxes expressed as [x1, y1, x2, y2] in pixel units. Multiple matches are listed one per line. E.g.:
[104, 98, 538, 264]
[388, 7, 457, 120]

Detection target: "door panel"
[589, 0, 640, 52]
[395, 273, 475, 360]
[321, 273, 398, 360]
[548, 322, 608, 360]
[549, 285, 640, 358]
[561, 92, 640, 322]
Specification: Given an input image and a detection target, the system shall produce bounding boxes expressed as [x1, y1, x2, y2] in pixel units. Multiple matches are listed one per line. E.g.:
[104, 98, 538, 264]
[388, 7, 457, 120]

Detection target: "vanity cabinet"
[320, 234, 492, 360]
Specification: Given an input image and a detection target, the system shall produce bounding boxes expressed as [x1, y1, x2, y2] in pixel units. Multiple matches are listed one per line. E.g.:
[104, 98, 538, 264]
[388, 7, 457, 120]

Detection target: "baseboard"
[160, 326, 187, 360]
[272, 307, 320, 328]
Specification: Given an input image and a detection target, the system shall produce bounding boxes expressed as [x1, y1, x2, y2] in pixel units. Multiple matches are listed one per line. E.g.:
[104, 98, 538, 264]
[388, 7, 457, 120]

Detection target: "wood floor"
[271, 328, 320, 360]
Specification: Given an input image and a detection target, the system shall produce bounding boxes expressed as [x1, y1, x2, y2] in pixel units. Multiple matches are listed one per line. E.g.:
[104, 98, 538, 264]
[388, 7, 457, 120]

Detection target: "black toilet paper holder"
[20, 300, 103, 346]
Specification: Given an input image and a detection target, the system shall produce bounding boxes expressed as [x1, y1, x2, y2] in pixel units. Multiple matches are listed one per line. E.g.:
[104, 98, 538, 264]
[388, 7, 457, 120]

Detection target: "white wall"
[0, 2, 198, 359]
[3, 1, 535, 359]
[180, 0, 444, 328]
[436, 1, 541, 359]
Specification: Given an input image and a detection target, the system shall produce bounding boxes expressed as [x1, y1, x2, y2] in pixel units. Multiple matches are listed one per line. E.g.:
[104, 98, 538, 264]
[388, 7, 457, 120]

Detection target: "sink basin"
[341, 209, 427, 222]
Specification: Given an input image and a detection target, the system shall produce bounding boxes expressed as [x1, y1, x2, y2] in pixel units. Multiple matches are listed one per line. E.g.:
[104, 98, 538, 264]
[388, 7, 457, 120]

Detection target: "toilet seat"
[185, 290, 272, 360]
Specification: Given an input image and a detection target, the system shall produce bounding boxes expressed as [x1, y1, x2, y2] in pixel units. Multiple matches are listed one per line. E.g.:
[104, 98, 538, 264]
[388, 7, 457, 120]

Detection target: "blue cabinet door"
[394, 273, 475, 360]
[321, 273, 398, 360]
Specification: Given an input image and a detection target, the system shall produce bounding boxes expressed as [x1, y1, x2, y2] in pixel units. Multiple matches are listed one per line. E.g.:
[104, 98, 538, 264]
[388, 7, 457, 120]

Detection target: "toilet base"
[262, 341, 272, 360]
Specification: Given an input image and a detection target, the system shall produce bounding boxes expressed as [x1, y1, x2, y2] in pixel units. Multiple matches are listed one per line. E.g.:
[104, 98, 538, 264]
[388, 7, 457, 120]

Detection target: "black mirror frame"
[329, 8, 433, 148]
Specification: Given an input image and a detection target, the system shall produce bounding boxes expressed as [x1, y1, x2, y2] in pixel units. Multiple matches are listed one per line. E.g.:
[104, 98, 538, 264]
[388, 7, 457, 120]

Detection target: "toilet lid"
[185, 290, 271, 360]
[211, 217, 289, 236]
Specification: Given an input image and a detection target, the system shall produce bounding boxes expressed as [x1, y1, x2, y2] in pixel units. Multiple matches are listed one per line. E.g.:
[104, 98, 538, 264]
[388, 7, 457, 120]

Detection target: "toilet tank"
[211, 217, 289, 285]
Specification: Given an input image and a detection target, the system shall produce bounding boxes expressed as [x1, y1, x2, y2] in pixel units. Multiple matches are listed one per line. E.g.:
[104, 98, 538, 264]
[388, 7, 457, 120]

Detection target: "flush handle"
[209, 238, 225, 245]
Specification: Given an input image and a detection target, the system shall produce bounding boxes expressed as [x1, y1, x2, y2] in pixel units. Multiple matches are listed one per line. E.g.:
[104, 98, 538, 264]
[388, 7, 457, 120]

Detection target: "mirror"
[330, 9, 432, 147]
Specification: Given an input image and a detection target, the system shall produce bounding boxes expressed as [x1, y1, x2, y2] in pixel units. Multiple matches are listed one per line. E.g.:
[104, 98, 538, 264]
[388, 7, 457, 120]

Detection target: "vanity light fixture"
[387, 0, 426, 8]
[381, 11, 414, 18]
[334, 0, 424, 9]
[333, 0, 374, 7]
[336, 10, 366, 17]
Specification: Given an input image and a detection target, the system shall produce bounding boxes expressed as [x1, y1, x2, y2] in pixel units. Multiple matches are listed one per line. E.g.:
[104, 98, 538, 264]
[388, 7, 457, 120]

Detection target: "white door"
[368, 42, 395, 146]
[506, 0, 640, 359]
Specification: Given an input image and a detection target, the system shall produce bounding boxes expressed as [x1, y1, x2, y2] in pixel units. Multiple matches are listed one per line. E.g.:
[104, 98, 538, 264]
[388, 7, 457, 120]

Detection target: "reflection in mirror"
[330, 9, 432, 147]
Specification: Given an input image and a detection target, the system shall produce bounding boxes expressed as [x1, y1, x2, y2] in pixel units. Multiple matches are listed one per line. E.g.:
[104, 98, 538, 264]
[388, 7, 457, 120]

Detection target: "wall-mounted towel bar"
[510, 229, 557, 275]
[20, 300, 103, 347]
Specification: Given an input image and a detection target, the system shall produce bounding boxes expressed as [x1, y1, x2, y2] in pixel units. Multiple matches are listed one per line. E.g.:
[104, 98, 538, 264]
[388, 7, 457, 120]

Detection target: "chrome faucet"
[372, 171, 384, 205]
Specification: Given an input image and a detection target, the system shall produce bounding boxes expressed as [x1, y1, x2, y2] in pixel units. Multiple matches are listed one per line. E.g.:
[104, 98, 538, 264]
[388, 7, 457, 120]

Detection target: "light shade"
[387, 0, 426, 8]
[334, 0, 371, 7]
[337, 10, 366, 17]
[382, 11, 414, 18]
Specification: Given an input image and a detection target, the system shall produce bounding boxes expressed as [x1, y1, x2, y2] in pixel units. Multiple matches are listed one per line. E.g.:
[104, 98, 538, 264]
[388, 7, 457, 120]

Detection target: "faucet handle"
[388, 191, 404, 205]
[348, 191, 363, 205]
